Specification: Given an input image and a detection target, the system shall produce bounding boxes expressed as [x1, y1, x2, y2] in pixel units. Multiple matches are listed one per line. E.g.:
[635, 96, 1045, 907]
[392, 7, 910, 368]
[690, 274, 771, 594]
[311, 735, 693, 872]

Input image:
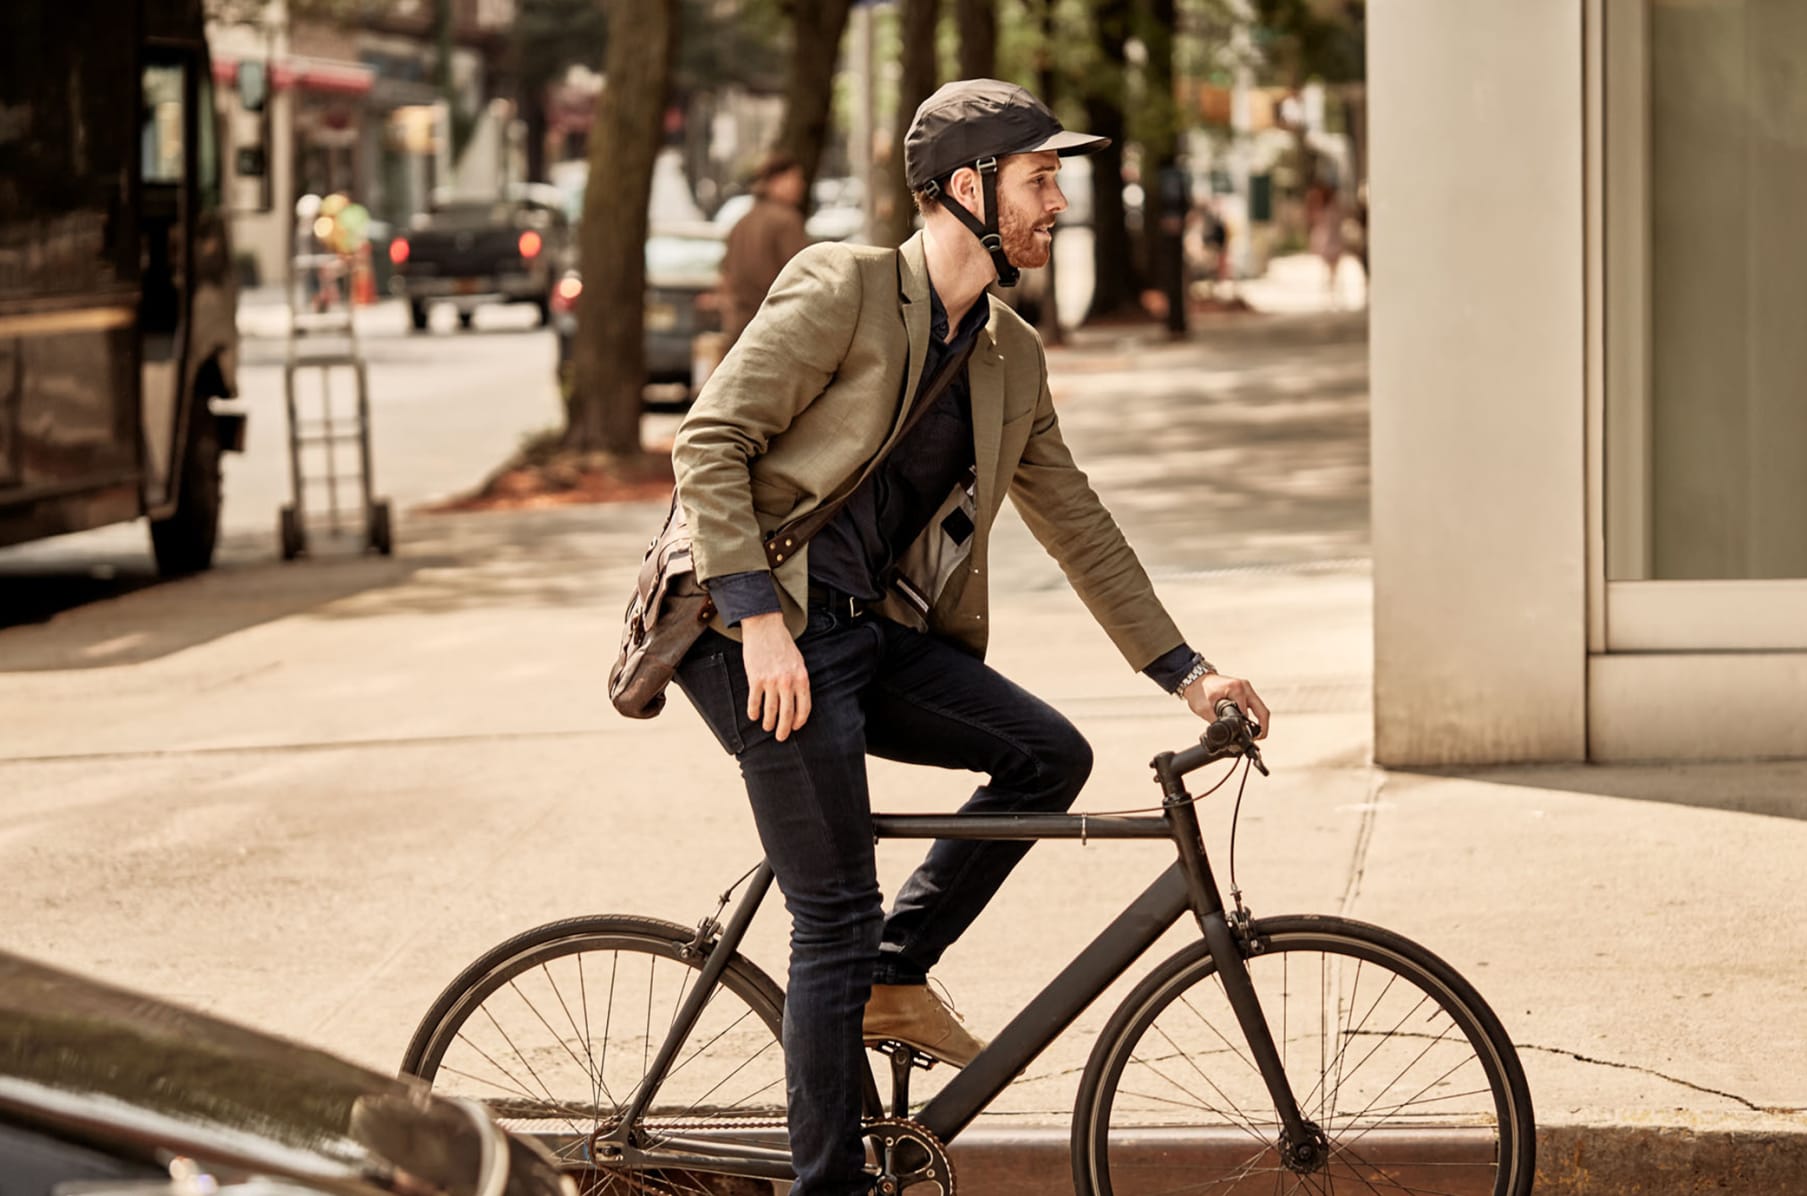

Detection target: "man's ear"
[948, 166, 985, 221]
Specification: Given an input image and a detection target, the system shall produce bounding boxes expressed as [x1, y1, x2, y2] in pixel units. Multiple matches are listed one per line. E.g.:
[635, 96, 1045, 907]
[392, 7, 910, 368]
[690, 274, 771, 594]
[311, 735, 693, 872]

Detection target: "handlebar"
[1157, 700, 1268, 787]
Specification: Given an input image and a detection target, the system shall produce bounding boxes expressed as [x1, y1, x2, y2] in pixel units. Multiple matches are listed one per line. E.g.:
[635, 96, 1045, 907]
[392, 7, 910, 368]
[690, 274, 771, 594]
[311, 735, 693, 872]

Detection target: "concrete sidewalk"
[1, 311, 1801, 1193]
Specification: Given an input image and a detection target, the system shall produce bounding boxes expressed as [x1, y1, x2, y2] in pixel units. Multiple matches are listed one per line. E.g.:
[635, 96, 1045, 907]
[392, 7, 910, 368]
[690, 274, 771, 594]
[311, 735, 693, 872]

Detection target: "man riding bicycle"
[669, 79, 1270, 1196]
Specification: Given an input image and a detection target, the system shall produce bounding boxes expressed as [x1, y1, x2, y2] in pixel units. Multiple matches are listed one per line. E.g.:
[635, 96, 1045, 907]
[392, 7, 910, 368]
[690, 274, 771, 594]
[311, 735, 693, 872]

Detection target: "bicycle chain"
[600, 1116, 953, 1194]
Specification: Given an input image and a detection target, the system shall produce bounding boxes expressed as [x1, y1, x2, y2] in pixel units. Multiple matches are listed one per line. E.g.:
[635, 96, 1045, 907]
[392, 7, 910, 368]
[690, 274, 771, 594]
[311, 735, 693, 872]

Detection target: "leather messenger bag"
[608, 330, 978, 720]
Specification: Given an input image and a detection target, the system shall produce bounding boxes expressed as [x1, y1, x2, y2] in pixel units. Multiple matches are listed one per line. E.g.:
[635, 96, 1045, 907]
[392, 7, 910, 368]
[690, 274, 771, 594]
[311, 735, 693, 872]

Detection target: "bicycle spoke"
[1145, 1022, 1277, 1146]
[1192, 982, 1266, 1079]
[508, 975, 612, 1103]
[1324, 1020, 1462, 1132]
[1326, 1138, 1479, 1196]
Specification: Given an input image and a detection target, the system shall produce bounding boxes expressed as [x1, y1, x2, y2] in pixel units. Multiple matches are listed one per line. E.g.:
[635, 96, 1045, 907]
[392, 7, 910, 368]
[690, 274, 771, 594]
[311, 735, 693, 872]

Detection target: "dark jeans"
[672, 607, 1093, 1196]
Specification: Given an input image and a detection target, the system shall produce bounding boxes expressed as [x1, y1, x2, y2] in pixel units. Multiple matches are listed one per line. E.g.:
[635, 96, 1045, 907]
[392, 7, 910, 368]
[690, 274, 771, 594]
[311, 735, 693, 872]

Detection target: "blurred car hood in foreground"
[0, 951, 573, 1196]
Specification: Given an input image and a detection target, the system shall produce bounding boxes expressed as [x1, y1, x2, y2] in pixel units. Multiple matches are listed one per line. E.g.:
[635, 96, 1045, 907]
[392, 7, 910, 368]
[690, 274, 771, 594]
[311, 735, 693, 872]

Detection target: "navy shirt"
[702, 282, 1201, 693]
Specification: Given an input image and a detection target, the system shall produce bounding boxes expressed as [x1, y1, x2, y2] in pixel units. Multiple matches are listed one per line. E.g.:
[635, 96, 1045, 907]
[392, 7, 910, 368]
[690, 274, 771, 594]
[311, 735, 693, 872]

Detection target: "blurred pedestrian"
[1306, 181, 1347, 307]
[720, 151, 811, 344]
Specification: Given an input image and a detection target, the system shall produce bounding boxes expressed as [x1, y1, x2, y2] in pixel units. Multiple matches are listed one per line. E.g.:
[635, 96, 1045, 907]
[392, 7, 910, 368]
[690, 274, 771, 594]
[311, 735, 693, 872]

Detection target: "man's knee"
[787, 888, 884, 954]
[1018, 719, 1091, 810]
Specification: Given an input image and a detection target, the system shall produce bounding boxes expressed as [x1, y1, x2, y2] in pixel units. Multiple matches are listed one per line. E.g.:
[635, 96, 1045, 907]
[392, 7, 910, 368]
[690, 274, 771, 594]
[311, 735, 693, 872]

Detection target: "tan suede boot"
[862, 982, 986, 1067]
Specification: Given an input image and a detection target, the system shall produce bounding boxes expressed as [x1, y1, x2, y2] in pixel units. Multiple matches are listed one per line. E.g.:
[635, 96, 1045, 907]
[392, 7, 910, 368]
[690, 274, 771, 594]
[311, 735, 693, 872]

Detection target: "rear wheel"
[401, 916, 792, 1194]
[409, 300, 430, 331]
[457, 308, 475, 331]
[150, 406, 221, 575]
[1073, 916, 1534, 1196]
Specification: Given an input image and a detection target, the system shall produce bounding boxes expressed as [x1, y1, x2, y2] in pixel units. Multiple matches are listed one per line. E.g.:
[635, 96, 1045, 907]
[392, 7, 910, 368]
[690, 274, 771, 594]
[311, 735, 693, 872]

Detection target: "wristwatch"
[1173, 654, 1217, 697]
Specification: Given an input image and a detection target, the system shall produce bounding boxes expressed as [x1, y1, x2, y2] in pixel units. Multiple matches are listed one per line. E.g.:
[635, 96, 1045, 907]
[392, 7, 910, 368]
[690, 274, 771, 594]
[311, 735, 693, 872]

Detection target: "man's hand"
[741, 612, 811, 742]
[1183, 672, 1270, 739]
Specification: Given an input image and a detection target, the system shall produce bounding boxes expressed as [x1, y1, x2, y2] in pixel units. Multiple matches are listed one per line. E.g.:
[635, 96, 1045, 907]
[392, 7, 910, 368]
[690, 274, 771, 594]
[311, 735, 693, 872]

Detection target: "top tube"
[870, 813, 1171, 841]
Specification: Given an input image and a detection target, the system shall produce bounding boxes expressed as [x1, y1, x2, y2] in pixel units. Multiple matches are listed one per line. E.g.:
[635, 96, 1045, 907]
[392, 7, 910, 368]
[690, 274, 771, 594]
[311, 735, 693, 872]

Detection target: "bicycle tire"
[1072, 915, 1535, 1196]
[401, 915, 790, 1195]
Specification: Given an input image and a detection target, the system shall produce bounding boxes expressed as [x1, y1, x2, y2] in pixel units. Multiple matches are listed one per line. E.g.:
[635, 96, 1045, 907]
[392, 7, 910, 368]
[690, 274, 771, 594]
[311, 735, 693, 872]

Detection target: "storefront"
[1369, 0, 1807, 764]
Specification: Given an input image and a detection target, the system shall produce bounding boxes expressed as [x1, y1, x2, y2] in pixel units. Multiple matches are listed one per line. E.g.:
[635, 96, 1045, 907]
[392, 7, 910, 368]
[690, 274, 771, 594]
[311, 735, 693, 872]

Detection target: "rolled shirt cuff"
[1143, 643, 1201, 693]
[703, 569, 783, 627]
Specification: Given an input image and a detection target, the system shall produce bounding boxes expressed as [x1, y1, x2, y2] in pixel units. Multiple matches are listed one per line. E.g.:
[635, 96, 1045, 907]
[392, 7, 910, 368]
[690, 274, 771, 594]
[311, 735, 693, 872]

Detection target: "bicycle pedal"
[870, 1039, 938, 1069]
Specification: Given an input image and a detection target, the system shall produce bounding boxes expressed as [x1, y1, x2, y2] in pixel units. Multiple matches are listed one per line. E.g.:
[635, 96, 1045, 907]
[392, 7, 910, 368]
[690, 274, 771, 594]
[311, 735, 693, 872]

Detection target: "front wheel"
[401, 915, 790, 1193]
[1073, 915, 1534, 1196]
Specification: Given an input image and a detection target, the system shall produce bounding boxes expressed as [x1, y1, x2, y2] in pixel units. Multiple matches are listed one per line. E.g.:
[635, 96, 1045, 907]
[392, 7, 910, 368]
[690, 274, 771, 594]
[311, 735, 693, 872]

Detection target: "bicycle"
[400, 703, 1535, 1195]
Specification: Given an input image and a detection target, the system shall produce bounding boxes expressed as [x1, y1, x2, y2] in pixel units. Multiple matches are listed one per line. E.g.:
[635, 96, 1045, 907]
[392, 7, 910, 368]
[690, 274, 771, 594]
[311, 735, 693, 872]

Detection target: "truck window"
[197, 73, 220, 206]
[141, 63, 185, 185]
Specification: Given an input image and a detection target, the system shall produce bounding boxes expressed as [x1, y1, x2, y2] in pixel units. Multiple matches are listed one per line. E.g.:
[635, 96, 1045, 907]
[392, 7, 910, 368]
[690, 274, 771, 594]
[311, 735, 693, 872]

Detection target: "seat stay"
[614, 862, 777, 1133]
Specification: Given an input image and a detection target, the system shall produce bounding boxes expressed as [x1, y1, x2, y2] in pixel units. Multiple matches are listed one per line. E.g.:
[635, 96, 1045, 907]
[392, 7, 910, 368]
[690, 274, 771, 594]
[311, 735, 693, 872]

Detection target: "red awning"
[212, 56, 375, 98]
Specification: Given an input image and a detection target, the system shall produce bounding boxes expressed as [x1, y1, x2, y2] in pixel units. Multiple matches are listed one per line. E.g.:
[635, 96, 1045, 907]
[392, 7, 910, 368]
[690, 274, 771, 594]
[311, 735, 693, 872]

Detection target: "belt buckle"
[843, 595, 865, 620]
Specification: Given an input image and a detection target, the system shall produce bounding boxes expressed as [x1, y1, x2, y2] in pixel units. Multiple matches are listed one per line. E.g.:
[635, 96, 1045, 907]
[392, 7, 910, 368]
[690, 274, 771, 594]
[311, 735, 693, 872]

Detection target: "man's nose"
[1048, 183, 1069, 216]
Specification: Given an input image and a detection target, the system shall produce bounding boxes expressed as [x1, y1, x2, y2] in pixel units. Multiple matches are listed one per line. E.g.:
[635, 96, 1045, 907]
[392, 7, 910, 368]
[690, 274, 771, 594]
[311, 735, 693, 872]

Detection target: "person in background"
[720, 151, 812, 344]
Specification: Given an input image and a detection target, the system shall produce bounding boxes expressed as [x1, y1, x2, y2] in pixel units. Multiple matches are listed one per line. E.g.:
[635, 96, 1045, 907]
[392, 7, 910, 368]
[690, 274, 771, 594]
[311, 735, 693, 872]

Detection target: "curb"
[941, 1123, 1807, 1195]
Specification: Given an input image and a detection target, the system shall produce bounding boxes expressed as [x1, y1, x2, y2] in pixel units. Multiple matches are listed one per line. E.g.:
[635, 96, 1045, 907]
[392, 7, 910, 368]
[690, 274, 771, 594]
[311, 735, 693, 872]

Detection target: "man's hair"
[751, 151, 800, 197]
[912, 187, 941, 215]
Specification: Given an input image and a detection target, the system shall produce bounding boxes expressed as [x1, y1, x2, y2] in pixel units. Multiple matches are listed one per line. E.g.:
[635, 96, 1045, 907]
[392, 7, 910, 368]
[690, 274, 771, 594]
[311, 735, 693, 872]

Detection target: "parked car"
[0, 950, 574, 1196]
[389, 184, 572, 332]
[553, 224, 728, 403]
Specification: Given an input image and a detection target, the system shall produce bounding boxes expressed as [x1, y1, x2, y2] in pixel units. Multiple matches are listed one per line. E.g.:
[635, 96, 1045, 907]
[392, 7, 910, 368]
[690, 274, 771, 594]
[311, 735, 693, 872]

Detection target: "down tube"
[916, 864, 1192, 1143]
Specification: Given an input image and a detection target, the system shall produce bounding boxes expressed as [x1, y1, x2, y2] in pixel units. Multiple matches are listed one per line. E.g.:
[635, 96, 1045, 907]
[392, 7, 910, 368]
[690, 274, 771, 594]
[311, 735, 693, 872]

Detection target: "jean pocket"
[673, 651, 746, 756]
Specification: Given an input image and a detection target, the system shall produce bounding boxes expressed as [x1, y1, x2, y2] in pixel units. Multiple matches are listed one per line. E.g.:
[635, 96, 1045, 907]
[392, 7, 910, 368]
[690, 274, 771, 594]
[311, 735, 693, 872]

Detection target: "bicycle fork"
[1160, 778, 1331, 1173]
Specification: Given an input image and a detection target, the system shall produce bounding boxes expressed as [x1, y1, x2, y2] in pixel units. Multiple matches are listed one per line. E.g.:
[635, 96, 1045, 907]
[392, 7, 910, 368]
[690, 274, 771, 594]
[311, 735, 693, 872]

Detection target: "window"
[141, 63, 186, 185]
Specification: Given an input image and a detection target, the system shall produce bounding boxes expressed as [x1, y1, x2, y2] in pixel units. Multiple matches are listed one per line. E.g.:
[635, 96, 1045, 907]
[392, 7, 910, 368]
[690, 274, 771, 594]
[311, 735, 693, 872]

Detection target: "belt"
[807, 582, 872, 620]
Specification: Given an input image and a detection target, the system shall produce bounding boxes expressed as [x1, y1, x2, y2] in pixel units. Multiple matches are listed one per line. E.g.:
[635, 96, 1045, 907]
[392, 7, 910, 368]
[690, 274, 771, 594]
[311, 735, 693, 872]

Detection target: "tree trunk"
[1141, 0, 1186, 336]
[566, 0, 679, 455]
[955, 0, 996, 80]
[876, 0, 941, 248]
[1085, 0, 1137, 321]
[778, 0, 854, 195]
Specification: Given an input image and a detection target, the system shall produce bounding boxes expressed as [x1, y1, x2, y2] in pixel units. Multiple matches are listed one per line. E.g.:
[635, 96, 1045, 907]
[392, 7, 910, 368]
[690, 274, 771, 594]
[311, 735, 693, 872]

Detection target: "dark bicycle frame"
[599, 740, 1313, 1183]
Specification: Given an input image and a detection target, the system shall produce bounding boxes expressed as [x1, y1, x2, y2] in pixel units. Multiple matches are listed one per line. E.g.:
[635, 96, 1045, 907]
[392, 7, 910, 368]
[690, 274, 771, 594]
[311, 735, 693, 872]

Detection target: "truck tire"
[150, 406, 222, 576]
[409, 300, 430, 332]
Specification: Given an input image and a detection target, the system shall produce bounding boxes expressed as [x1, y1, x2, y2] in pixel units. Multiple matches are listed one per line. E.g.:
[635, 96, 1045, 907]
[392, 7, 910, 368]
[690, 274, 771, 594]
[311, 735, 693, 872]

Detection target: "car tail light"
[518, 230, 543, 259]
[388, 238, 409, 265]
[551, 275, 582, 315]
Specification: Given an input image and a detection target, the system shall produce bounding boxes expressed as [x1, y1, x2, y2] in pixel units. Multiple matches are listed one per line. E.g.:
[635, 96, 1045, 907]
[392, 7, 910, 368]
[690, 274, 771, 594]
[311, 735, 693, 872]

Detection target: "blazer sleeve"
[1005, 343, 1185, 672]
[672, 242, 863, 583]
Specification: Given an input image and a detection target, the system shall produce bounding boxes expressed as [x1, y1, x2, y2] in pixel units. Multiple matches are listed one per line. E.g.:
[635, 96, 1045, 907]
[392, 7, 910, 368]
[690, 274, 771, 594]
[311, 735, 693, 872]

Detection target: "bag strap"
[762, 326, 980, 570]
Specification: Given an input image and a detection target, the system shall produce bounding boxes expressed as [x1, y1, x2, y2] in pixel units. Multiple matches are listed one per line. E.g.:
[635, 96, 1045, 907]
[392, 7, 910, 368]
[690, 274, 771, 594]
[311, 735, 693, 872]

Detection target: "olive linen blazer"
[671, 232, 1182, 669]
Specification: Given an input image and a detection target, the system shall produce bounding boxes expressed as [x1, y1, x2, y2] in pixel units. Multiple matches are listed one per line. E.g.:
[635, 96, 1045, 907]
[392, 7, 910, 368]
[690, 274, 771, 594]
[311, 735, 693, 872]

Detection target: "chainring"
[864, 1117, 954, 1196]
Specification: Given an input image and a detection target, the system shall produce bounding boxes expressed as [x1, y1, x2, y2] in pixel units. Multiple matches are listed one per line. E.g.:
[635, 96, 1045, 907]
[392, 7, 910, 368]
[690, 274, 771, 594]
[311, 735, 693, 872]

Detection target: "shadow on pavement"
[0, 529, 445, 672]
[0, 505, 660, 672]
[1410, 761, 1807, 822]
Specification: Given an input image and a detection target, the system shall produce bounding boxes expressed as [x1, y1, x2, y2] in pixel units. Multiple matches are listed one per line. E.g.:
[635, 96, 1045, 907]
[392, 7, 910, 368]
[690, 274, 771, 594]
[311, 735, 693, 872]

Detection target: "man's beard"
[997, 198, 1052, 270]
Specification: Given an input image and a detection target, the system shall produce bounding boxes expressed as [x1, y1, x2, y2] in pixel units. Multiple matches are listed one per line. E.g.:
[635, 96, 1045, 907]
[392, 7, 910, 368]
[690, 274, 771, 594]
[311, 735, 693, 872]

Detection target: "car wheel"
[456, 309, 474, 331]
[150, 404, 222, 576]
[409, 300, 429, 332]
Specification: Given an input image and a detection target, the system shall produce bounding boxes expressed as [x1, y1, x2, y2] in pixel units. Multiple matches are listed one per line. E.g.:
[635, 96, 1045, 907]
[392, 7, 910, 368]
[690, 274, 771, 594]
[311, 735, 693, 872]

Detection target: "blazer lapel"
[969, 315, 1006, 532]
[892, 234, 933, 443]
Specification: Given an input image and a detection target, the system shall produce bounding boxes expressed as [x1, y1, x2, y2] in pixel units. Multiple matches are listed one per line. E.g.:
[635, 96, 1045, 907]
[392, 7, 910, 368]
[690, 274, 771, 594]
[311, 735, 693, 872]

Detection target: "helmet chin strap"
[924, 157, 1020, 288]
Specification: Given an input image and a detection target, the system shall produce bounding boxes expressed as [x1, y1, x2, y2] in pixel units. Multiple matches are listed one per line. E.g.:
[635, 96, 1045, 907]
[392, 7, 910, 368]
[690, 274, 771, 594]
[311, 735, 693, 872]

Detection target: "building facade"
[1369, 0, 1807, 764]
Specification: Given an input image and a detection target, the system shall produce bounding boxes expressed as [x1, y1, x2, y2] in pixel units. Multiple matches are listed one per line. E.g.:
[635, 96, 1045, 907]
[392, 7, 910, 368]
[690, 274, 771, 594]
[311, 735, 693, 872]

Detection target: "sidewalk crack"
[1337, 772, 1385, 918]
[1516, 1041, 1795, 1114]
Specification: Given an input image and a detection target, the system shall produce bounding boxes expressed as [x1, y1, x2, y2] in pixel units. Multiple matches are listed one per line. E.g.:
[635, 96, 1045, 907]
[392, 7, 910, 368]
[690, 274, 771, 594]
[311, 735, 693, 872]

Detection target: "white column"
[1368, 0, 1587, 765]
